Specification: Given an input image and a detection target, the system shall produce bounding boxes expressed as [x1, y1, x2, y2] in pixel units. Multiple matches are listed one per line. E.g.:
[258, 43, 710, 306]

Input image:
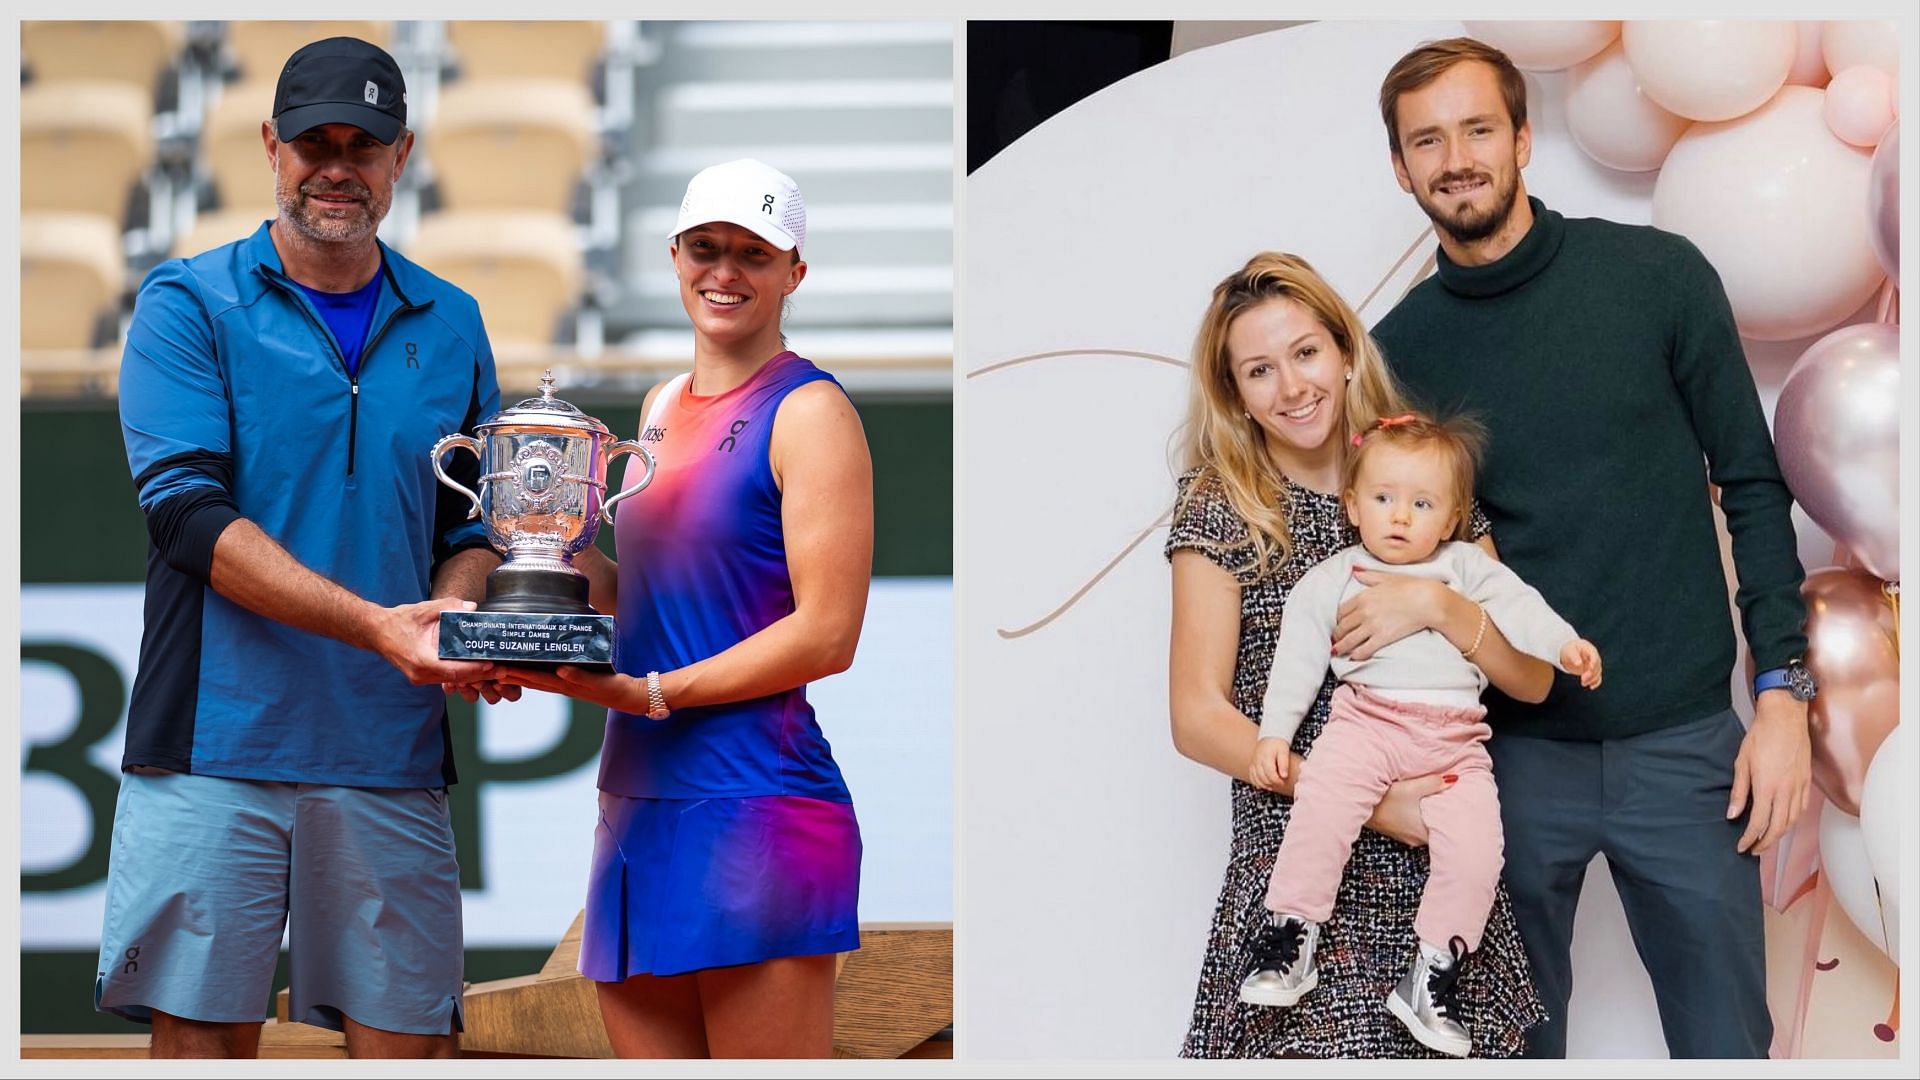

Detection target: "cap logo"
[762, 194, 775, 215]
[364, 81, 379, 105]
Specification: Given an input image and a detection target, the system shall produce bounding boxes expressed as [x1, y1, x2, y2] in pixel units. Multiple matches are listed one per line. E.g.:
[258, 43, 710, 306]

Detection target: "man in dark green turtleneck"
[1362, 39, 1813, 1059]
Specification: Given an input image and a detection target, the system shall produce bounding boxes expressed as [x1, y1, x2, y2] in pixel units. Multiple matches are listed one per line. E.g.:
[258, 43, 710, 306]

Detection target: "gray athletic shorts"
[94, 768, 464, 1035]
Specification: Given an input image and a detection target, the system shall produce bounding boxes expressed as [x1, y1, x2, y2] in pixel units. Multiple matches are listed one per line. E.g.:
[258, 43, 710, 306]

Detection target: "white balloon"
[1652, 87, 1881, 341]
[1819, 803, 1894, 958]
[1461, 21, 1619, 71]
[1823, 65, 1896, 147]
[1822, 20, 1898, 80]
[1856, 726, 1903, 958]
[1786, 21, 1831, 87]
[1623, 20, 1797, 122]
[1565, 41, 1690, 172]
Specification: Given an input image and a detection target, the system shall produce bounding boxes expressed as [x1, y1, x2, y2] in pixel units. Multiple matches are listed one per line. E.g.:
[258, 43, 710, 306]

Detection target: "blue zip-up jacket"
[118, 221, 501, 788]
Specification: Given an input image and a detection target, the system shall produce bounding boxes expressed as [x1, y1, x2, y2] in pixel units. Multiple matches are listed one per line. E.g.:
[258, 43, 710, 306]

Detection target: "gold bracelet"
[1460, 604, 1489, 659]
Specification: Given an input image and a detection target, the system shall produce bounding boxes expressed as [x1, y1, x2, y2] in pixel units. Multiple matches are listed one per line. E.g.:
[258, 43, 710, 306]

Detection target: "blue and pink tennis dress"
[579, 351, 862, 979]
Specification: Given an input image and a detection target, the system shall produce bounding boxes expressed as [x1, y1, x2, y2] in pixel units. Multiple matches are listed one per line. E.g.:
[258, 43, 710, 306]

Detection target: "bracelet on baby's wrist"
[1459, 604, 1489, 660]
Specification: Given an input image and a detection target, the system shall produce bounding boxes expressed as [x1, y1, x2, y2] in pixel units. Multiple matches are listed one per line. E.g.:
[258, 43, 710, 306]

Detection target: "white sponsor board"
[21, 579, 952, 950]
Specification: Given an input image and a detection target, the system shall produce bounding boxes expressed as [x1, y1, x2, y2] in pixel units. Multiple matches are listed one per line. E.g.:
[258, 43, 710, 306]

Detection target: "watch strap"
[1753, 667, 1791, 695]
[645, 671, 670, 718]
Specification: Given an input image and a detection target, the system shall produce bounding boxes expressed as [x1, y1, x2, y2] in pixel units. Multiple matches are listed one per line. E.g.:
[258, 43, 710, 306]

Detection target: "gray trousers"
[1488, 708, 1771, 1059]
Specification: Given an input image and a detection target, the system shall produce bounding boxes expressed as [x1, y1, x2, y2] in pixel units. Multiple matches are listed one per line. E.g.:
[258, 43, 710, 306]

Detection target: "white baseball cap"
[670, 158, 807, 253]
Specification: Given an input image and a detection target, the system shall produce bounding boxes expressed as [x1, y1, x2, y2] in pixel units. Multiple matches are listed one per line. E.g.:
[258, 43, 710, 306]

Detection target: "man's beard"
[275, 174, 387, 244]
[1413, 168, 1519, 246]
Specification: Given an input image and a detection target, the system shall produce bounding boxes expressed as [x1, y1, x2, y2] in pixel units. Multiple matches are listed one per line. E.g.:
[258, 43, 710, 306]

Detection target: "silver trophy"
[430, 370, 655, 669]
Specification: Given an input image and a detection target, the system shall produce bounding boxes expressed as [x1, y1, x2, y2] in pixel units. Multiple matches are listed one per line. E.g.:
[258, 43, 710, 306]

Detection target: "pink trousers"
[1265, 683, 1504, 952]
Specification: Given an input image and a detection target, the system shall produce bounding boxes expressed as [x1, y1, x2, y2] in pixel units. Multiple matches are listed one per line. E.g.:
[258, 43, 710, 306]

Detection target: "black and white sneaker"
[1386, 935, 1473, 1057]
[1237, 913, 1321, 1007]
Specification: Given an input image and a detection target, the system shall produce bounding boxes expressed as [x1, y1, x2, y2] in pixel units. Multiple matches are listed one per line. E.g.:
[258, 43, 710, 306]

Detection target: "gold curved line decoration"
[1357, 225, 1436, 317]
[966, 348, 1188, 380]
[997, 507, 1174, 639]
[983, 227, 1439, 636]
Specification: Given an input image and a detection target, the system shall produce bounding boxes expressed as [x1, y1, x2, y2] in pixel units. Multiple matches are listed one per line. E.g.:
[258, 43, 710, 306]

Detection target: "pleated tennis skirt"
[577, 791, 862, 980]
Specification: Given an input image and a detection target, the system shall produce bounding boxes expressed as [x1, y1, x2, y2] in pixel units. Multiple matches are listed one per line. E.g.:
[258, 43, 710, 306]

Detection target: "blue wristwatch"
[1754, 658, 1816, 702]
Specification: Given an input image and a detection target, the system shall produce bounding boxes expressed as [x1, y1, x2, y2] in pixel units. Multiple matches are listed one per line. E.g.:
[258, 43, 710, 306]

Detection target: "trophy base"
[480, 565, 596, 615]
[438, 568, 615, 669]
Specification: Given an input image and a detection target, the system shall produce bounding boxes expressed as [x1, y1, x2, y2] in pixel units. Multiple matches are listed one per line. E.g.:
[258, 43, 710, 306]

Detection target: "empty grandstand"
[20, 19, 954, 397]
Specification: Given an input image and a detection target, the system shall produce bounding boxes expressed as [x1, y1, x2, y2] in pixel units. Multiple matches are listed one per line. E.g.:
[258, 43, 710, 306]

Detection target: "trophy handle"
[431, 433, 485, 520]
[601, 440, 657, 526]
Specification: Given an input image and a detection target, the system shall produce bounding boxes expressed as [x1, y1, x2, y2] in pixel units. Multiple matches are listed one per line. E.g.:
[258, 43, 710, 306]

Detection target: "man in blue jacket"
[97, 37, 511, 1058]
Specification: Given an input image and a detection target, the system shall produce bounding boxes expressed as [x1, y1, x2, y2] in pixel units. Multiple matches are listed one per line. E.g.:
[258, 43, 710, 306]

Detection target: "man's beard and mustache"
[1412, 167, 1520, 246]
[275, 173, 388, 244]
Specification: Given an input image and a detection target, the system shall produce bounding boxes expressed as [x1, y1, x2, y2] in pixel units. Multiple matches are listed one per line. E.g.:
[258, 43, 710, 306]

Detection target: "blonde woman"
[1167, 252, 1545, 1057]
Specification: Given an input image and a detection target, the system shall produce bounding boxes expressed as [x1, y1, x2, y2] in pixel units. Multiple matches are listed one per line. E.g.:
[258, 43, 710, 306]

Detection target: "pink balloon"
[1461, 20, 1619, 71]
[1800, 568, 1899, 817]
[1652, 87, 1881, 341]
[1786, 22, 1831, 87]
[1822, 20, 1898, 81]
[1773, 323, 1901, 581]
[1565, 41, 1689, 172]
[1868, 128, 1898, 279]
[1623, 20, 1796, 122]
[1823, 65, 1895, 147]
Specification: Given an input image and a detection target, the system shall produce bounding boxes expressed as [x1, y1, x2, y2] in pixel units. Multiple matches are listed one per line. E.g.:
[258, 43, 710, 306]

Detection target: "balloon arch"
[1467, 18, 1901, 1054]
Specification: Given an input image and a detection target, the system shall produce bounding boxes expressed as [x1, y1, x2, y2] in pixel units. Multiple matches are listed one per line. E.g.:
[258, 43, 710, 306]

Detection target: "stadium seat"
[429, 79, 596, 213]
[447, 21, 606, 81]
[201, 80, 277, 215]
[176, 208, 274, 258]
[22, 20, 184, 97]
[225, 21, 391, 82]
[408, 210, 582, 345]
[20, 212, 126, 351]
[21, 80, 155, 223]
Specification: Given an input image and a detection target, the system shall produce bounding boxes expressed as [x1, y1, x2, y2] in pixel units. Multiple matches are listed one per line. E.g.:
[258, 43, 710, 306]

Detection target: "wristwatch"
[645, 671, 671, 720]
[1754, 658, 1816, 702]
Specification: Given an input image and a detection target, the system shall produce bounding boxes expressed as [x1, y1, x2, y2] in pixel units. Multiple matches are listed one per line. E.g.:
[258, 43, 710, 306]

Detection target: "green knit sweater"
[1374, 198, 1808, 741]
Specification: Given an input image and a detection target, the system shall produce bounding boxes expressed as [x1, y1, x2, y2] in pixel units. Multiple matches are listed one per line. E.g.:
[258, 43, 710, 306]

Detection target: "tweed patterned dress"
[1167, 468, 1546, 1059]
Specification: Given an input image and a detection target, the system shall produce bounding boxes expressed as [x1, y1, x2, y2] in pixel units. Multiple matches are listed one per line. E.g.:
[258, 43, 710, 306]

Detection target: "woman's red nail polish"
[1443, 774, 1458, 783]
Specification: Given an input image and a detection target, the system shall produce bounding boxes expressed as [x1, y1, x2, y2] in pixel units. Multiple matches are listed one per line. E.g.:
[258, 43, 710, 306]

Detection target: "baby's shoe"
[1237, 913, 1321, 1007]
[1386, 935, 1472, 1057]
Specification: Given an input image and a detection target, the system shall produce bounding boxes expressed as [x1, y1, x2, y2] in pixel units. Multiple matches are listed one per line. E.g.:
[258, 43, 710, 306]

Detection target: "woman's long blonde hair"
[1176, 252, 1407, 577]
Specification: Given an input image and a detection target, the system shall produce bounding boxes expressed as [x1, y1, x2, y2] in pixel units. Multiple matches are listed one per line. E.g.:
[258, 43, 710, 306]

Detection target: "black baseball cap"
[272, 37, 407, 145]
